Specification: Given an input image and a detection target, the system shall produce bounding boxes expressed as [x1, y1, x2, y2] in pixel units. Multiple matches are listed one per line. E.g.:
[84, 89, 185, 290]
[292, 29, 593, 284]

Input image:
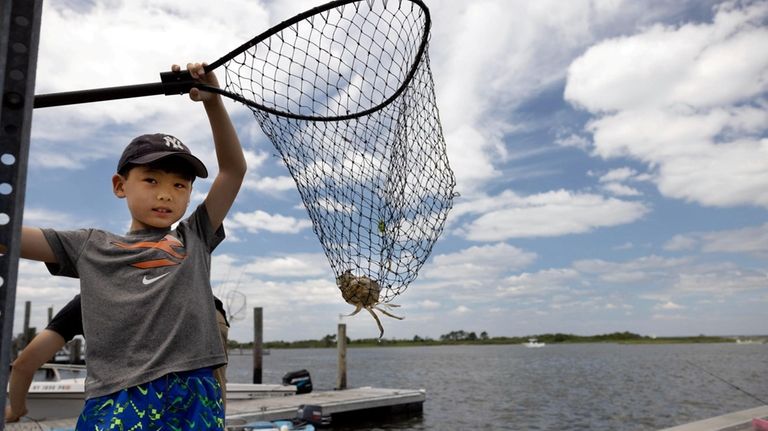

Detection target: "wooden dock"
[4, 387, 426, 430]
[658, 405, 768, 431]
[226, 386, 425, 426]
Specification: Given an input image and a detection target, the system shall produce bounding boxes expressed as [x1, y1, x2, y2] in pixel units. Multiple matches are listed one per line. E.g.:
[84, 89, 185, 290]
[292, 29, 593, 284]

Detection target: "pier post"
[22, 300, 30, 346]
[47, 305, 53, 323]
[252, 307, 262, 384]
[71, 338, 82, 364]
[336, 323, 347, 390]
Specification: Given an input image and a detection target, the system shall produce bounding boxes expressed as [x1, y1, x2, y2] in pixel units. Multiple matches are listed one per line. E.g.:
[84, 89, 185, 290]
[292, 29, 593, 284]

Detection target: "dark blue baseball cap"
[117, 133, 208, 178]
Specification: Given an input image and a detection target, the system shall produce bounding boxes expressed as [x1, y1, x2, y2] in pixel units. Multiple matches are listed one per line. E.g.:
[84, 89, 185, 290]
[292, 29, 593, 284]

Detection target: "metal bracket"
[0, 0, 44, 427]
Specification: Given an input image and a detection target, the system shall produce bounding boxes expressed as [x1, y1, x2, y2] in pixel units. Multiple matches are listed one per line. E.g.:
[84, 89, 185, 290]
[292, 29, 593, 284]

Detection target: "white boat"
[524, 338, 546, 348]
[13, 363, 297, 421]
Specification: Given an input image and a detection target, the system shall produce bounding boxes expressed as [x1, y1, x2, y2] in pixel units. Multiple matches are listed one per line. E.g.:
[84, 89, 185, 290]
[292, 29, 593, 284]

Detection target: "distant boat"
[14, 363, 298, 421]
[524, 338, 546, 348]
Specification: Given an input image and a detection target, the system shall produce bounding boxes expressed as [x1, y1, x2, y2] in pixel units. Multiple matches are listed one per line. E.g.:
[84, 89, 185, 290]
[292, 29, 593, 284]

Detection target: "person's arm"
[20, 226, 57, 262]
[4, 329, 67, 422]
[175, 62, 247, 231]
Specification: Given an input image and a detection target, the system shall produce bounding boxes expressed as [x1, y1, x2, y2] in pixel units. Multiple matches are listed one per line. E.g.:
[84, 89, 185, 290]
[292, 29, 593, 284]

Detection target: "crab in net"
[336, 270, 403, 338]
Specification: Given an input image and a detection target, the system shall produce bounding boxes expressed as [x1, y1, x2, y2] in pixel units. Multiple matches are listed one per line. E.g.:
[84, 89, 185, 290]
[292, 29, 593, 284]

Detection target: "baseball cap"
[117, 133, 208, 178]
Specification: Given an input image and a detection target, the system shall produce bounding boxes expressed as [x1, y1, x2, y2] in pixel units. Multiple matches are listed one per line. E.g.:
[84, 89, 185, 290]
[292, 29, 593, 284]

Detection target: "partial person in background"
[4, 294, 230, 423]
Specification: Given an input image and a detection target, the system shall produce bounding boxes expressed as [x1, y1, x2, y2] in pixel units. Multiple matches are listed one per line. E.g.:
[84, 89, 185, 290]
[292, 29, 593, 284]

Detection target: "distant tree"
[322, 334, 336, 347]
[413, 335, 423, 342]
[467, 332, 477, 341]
[480, 331, 489, 340]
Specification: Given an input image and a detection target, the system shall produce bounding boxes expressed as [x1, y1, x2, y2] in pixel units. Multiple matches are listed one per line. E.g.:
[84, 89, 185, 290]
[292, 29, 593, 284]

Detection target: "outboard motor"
[296, 404, 330, 426]
[282, 369, 312, 394]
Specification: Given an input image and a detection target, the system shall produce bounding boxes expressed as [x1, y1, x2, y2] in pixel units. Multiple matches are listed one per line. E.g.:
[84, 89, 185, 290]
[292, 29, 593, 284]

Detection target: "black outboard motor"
[282, 369, 313, 394]
[296, 404, 330, 426]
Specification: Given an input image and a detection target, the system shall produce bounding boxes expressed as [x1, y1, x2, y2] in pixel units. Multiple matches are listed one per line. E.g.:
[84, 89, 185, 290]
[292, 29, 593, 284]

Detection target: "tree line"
[225, 331, 734, 349]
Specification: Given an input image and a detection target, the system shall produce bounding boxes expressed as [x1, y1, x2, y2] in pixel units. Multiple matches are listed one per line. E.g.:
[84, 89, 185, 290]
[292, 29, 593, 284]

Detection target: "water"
[226, 343, 768, 430]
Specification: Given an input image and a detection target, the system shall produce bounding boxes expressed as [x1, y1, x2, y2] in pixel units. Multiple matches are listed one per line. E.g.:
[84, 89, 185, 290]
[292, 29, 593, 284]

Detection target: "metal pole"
[252, 307, 262, 384]
[336, 323, 347, 390]
[0, 0, 44, 427]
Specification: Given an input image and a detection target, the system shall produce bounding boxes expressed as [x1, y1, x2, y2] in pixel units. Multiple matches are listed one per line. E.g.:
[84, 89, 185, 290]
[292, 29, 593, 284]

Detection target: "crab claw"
[347, 304, 363, 317]
[365, 307, 385, 338]
[375, 305, 404, 320]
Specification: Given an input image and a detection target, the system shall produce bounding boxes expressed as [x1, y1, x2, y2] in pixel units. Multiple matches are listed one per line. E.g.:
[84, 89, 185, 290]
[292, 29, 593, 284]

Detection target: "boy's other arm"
[20, 226, 57, 262]
[178, 62, 247, 231]
[5, 329, 67, 422]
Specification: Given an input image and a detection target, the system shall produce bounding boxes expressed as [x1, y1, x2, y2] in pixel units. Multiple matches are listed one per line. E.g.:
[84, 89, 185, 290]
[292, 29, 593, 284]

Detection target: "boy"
[20, 62, 246, 430]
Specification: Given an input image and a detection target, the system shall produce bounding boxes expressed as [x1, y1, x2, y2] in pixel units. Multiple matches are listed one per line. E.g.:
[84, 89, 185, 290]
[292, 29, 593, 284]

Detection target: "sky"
[9, 0, 768, 342]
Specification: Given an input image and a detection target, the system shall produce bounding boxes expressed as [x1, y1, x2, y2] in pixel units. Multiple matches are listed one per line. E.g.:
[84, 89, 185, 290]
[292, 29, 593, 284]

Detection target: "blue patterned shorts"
[76, 368, 224, 431]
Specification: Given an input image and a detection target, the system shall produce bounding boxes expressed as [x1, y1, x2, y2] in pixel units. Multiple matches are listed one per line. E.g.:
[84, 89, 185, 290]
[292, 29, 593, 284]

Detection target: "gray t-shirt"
[42, 204, 226, 398]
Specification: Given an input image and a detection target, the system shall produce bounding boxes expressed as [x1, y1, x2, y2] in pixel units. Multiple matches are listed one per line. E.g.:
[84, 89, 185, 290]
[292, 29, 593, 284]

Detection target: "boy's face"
[112, 165, 193, 231]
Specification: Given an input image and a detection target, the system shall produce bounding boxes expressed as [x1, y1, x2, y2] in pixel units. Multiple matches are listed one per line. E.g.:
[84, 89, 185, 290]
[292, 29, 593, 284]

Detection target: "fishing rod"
[685, 360, 768, 405]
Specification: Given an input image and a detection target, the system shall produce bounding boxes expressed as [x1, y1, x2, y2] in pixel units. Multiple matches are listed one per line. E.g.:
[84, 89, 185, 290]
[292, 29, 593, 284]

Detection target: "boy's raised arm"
[20, 226, 56, 262]
[177, 62, 247, 231]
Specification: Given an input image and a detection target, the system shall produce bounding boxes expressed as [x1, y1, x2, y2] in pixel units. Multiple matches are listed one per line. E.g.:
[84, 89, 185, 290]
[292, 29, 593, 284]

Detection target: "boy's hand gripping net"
[223, 0, 455, 336]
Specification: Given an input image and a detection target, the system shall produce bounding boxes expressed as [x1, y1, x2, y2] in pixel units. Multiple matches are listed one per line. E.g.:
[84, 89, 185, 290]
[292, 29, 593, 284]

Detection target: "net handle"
[33, 0, 431, 121]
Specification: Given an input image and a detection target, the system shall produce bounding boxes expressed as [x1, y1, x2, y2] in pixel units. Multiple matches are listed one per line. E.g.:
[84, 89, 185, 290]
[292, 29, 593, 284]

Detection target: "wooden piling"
[22, 301, 31, 347]
[336, 323, 347, 390]
[47, 306, 53, 323]
[252, 307, 263, 384]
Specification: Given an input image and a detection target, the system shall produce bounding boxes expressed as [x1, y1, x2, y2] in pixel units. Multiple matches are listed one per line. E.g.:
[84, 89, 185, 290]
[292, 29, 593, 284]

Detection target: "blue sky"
[13, 0, 768, 342]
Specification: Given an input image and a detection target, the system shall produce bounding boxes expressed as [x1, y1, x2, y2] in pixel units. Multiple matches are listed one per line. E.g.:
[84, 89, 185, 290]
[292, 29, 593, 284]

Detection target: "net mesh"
[222, 0, 454, 326]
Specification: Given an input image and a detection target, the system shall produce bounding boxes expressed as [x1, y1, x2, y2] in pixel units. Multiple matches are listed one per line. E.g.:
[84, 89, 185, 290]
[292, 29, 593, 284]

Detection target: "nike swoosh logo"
[142, 273, 170, 285]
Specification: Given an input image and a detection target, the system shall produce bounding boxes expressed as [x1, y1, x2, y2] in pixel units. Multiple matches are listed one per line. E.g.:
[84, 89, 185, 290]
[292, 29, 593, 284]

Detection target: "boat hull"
[12, 380, 297, 420]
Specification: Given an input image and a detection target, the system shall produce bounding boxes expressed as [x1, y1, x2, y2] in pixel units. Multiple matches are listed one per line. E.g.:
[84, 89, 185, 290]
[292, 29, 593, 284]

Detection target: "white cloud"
[575, 255, 689, 274]
[613, 242, 634, 251]
[453, 305, 471, 315]
[565, 1, 768, 208]
[555, 133, 591, 150]
[31, 1, 274, 172]
[499, 268, 581, 298]
[241, 254, 330, 278]
[430, 0, 674, 193]
[22, 208, 83, 229]
[454, 189, 649, 241]
[601, 182, 642, 197]
[418, 300, 441, 310]
[664, 223, 768, 255]
[242, 176, 296, 193]
[573, 255, 691, 287]
[596, 167, 647, 196]
[422, 243, 537, 280]
[664, 234, 700, 252]
[566, 2, 768, 111]
[654, 301, 684, 310]
[673, 265, 768, 294]
[699, 223, 768, 255]
[227, 210, 312, 234]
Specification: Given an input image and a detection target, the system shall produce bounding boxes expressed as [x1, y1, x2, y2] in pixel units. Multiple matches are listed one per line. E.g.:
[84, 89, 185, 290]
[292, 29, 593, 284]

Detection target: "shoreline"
[227, 333, 768, 350]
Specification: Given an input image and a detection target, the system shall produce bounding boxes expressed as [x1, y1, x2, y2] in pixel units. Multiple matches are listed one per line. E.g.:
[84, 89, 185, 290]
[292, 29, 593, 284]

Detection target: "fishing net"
[221, 0, 455, 334]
